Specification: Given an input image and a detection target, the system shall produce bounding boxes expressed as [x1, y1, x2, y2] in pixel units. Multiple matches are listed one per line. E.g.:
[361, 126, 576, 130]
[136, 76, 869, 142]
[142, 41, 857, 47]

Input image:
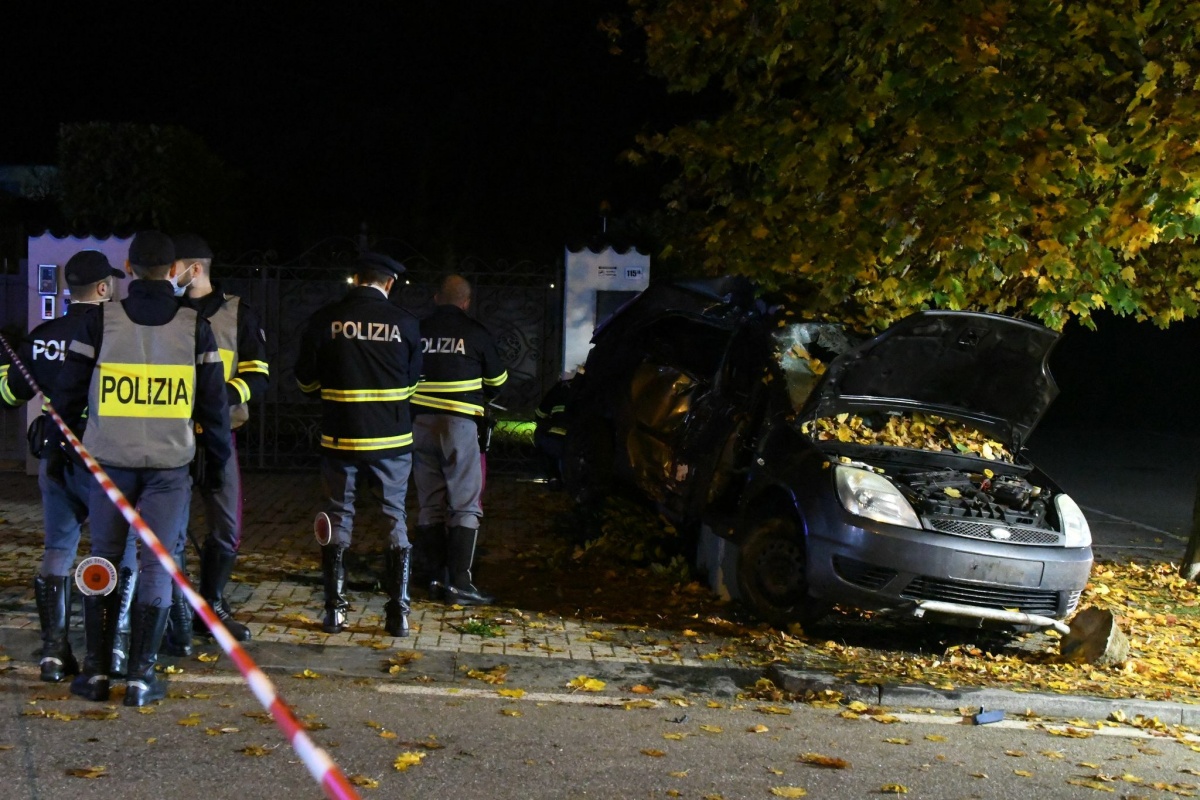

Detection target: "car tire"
[561, 412, 614, 506]
[736, 514, 826, 629]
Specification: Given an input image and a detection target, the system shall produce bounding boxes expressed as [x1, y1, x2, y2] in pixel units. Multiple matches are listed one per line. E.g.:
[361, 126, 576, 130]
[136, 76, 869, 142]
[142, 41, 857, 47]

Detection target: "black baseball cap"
[128, 230, 176, 269]
[172, 233, 213, 260]
[64, 250, 124, 286]
[356, 252, 405, 278]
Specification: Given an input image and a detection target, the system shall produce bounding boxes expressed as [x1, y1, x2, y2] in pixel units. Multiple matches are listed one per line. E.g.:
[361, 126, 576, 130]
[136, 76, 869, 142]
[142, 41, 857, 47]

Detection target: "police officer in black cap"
[0, 251, 137, 682]
[294, 253, 422, 637]
[156, 233, 269, 655]
[56, 231, 232, 706]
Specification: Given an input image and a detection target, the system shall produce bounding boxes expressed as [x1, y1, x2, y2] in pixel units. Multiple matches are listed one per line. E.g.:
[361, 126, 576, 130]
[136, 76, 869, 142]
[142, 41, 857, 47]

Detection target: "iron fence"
[216, 241, 561, 472]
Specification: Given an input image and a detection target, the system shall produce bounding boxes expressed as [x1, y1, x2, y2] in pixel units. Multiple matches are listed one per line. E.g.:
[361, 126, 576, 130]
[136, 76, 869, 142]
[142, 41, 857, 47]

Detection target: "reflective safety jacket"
[294, 285, 422, 460]
[411, 304, 507, 419]
[56, 280, 232, 470]
[187, 283, 269, 429]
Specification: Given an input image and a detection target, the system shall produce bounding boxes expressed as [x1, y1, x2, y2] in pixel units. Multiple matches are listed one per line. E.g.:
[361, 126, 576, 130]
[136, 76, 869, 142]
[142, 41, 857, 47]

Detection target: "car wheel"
[737, 514, 825, 629]
[561, 413, 613, 506]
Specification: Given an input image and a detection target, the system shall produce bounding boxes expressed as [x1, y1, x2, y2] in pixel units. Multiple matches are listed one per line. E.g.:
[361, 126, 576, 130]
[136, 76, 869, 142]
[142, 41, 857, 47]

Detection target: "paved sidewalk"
[0, 470, 742, 669]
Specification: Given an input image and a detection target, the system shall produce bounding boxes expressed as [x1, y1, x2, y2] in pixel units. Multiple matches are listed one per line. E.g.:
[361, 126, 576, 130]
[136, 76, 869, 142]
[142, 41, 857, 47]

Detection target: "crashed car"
[562, 277, 1092, 633]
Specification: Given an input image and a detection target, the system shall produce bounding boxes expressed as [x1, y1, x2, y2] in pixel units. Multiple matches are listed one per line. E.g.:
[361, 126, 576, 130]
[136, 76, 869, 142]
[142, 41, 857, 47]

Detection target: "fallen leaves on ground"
[65, 766, 106, 778]
[798, 753, 849, 769]
[463, 665, 509, 685]
[393, 752, 426, 771]
[567, 675, 605, 692]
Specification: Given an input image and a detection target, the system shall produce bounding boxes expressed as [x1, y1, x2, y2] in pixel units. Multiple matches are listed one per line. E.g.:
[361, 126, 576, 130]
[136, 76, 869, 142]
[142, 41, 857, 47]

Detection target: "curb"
[770, 665, 1200, 727]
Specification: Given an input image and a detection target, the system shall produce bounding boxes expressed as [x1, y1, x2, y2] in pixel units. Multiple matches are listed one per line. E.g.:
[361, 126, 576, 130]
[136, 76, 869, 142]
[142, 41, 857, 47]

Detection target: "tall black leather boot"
[124, 603, 171, 707]
[110, 567, 137, 677]
[161, 584, 194, 656]
[444, 526, 495, 606]
[383, 547, 411, 637]
[321, 544, 349, 633]
[409, 524, 445, 588]
[195, 543, 251, 641]
[69, 591, 119, 701]
[34, 575, 78, 682]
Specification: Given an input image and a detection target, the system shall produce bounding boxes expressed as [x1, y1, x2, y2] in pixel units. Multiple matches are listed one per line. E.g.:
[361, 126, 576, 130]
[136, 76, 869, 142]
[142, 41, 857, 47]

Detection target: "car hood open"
[802, 310, 1060, 448]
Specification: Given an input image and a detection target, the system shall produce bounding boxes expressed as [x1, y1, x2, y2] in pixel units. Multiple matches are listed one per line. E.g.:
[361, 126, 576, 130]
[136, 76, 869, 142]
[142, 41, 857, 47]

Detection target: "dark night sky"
[5, 2, 675, 261]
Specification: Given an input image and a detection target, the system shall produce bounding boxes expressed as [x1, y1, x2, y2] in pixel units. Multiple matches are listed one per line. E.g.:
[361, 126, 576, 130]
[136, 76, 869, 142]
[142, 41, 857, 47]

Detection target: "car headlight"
[1055, 493, 1092, 548]
[834, 466, 922, 529]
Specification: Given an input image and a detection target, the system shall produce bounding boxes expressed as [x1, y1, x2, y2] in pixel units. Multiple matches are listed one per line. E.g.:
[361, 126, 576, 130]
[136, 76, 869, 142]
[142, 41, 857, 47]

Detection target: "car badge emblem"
[989, 527, 1012, 540]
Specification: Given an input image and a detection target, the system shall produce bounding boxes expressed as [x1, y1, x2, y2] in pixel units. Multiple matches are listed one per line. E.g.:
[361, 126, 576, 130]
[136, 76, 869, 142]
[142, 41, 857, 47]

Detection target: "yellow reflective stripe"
[400, 383, 418, 400]
[411, 393, 484, 416]
[320, 432, 413, 451]
[229, 377, 251, 404]
[482, 370, 508, 387]
[237, 360, 269, 374]
[416, 378, 482, 392]
[0, 375, 18, 406]
[297, 378, 321, 392]
[320, 387, 412, 402]
[535, 408, 548, 419]
[550, 404, 566, 414]
[549, 427, 567, 436]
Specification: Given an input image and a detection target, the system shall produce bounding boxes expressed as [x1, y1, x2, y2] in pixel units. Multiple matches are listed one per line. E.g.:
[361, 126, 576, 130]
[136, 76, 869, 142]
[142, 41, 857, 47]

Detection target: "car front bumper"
[805, 510, 1093, 626]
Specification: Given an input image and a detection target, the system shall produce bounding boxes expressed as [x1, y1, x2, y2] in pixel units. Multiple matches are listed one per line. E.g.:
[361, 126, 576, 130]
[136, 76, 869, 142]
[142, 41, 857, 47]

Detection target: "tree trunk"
[1181, 476, 1200, 582]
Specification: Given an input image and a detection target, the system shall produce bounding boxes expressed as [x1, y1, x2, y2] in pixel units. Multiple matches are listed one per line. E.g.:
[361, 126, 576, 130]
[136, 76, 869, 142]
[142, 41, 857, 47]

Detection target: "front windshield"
[772, 322, 858, 412]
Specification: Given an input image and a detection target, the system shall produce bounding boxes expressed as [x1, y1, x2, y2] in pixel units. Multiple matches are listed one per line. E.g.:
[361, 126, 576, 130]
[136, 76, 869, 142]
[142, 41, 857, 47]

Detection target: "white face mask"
[171, 264, 195, 297]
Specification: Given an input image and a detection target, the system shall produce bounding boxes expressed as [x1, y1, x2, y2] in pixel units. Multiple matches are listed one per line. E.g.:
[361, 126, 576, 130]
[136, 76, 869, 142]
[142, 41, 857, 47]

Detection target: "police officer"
[294, 253, 422, 636]
[410, 274, 507, 606]
[56, 231, 231, 706]
[533, 368, 578, 488]
[157, 233, 269, 653]
[0, 251, 137, 682]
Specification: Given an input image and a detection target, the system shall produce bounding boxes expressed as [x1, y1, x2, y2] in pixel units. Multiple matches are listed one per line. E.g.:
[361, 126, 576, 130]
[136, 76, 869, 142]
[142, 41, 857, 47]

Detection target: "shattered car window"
[772, 323, 857, 411]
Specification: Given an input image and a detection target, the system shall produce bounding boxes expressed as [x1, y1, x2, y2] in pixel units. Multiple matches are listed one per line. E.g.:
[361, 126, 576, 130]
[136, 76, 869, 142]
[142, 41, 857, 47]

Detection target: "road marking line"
[886, 711, 1200, 742]
[375, 683, 662, 707]
[1082, 507, 1186, 540]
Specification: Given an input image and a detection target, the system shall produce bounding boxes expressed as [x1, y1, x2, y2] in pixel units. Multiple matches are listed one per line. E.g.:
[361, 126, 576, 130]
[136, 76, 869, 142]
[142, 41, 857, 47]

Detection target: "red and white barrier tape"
[0, 336, 360, 800]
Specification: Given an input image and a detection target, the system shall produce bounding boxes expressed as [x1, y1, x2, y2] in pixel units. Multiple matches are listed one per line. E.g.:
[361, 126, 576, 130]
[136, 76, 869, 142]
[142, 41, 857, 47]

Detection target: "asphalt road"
[2, 664, 1198, 800]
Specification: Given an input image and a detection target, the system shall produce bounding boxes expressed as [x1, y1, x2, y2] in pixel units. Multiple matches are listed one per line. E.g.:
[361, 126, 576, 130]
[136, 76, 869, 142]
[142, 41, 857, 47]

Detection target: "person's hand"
[202, 455, 225, 492]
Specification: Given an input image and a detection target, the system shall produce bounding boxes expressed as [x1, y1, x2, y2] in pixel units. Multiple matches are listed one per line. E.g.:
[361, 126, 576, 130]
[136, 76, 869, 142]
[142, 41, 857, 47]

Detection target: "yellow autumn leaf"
[240, 746, 271, 757]
[349, 774, 380, 789]
[699, 725, 723, 733]
[629, 684, 655, 694]
[924, 735, 946, 742]
[883, 737, 910, 745]
[393, 752, 426, 771]
[641, 748, 667, 757]
[769, 788, 807, 797]
[379, 730, 397, 739]
[1014, 769, 1034, 777]
[798, 753, 850, 769]
[1065, 778, 1114, 792]
[177, 715, 202, 727]
[663, 733, 687, 741]
[66, 766, 107, 779]
[870, 714, 901, 724]
[880, 785, 908, 794]
[497, 688, 526, 698]
[163, 665, 184, 675]
[748, 725, 770, 733]
[668, 771, 688, 778]
[501, 709, 522, 717]
[293, 669, 321, 679]
[567, 675, 606, 692]
[624, 700, 656, 710]
[197, 653, 219, 663]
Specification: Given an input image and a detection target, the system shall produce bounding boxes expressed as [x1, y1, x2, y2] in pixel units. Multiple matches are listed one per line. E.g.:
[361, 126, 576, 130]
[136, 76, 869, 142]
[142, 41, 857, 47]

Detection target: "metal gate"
[216, 241, 562, 472]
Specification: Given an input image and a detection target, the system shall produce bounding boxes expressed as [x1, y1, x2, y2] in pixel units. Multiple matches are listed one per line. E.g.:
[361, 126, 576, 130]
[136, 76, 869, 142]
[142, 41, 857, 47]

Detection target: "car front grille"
[900, 576, 1062, 617]
[832, 555, 897, 590]
[926, 517, 1061, 546]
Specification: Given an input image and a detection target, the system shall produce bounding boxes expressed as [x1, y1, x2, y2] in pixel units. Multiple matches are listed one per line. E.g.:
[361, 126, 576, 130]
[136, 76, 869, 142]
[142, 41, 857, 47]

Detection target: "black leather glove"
[190, 445, 207, 488]
[44, 441, 67, 487]
[201, 454, 225, 493]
